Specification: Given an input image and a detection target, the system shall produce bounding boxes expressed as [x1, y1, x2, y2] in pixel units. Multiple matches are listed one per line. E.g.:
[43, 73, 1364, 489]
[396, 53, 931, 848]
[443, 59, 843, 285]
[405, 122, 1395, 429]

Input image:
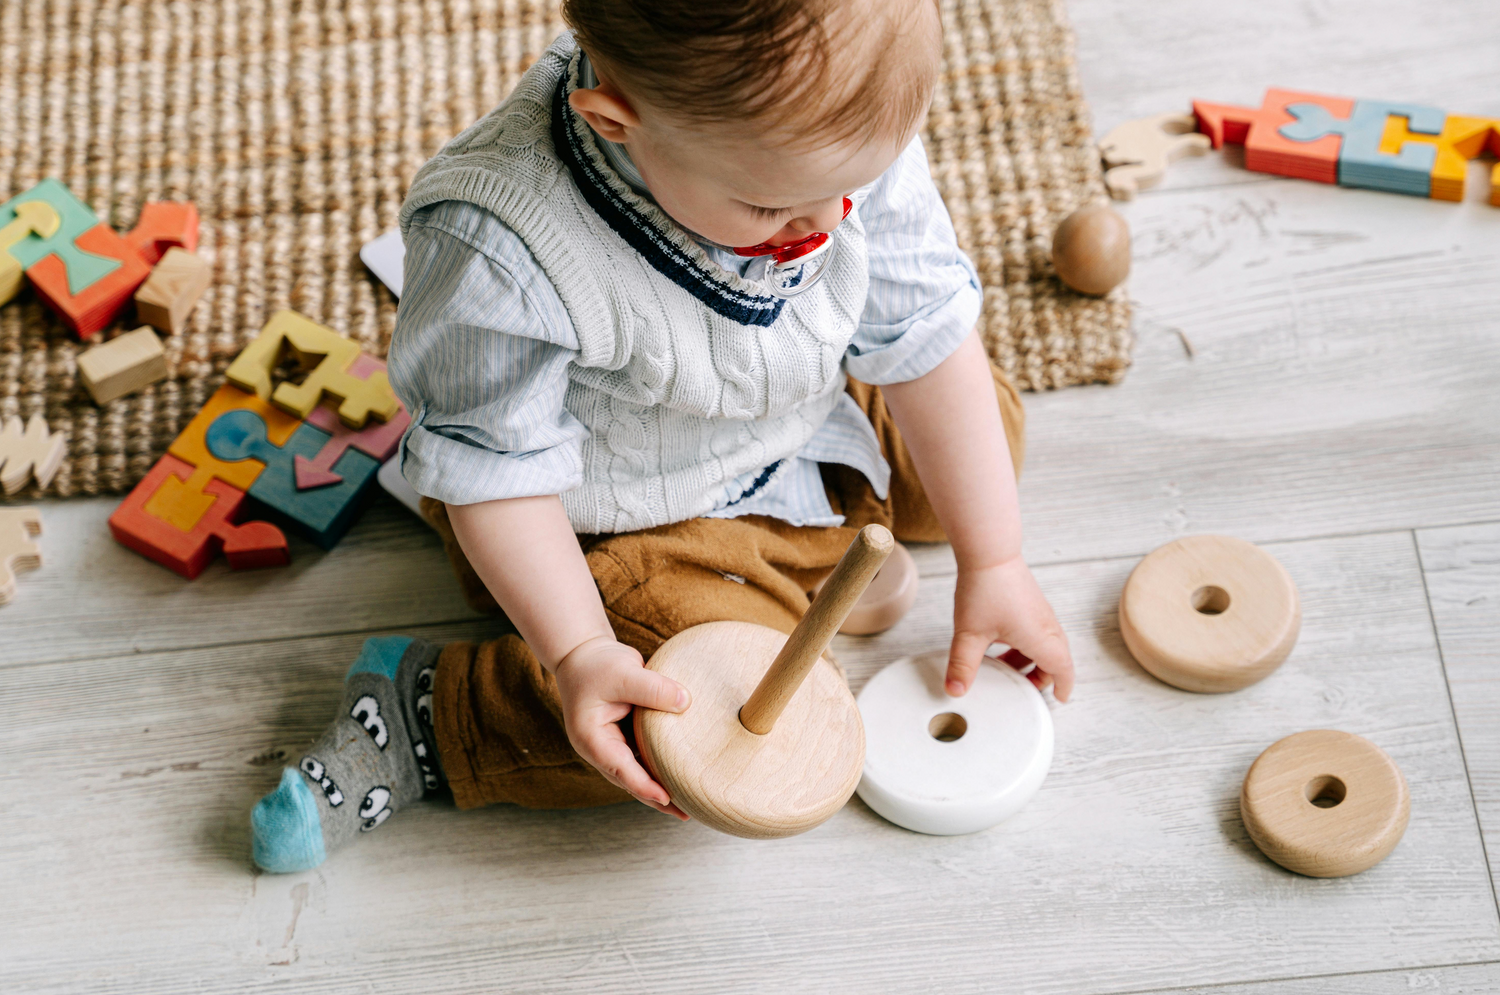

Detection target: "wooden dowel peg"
[739, 523, 894, 734]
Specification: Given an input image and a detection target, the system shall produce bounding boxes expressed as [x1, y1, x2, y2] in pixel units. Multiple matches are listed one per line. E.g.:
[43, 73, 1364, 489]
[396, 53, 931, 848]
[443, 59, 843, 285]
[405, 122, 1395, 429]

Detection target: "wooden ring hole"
[1304, 774, 1347, 809]
[928, 712, 968, 742]
[1192, 585, 1231, 615]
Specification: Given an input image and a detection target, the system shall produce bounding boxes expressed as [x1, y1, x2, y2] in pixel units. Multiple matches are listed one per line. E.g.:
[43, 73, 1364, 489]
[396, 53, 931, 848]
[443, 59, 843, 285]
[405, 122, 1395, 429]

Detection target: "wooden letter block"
[27, 223, 152, 339]
[1098, 112, 1211, 199]
[77, 326, 169, 405]
[1380, 114, 1500, 202]
[109, 454, 289, 579]
[0, 179, 119, 293]
[1195, 89, 1356, 184]
[1279, 99, 1445, 197]
[0, 201, 61, 305]
[226, 310, 399, 428]
[0, 414, 66, 495]
[296, 354, 410, 489]
[124, 201, 199, 265]
[0, 507, 42, 605]
[134, 247, 211, 333]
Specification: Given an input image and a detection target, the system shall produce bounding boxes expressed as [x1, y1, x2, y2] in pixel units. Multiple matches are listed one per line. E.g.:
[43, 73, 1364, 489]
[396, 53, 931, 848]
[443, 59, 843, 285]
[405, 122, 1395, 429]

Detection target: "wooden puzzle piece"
[77, 326, 169, 405]
[1380, 114, 1500, 202]
[123, 201, 199, 265]
[1098, 112, 1212, 199]
[27, 223, 152, 338]
[1281, 100, 1444, 196]
[1194, 89, 1355, 184]
[0, 179, 121, 294]
[0, 507, 42, 605]
[160, 383, 301, 530]
[0, 414, 66, 495]
[0, 201, 61, 305]
[134, 247, 212, 333]
[297, 354, 409, 488]
[109, 453, 289, 579]
[206, 409, 382, 549]
[226, 310, 398, 428]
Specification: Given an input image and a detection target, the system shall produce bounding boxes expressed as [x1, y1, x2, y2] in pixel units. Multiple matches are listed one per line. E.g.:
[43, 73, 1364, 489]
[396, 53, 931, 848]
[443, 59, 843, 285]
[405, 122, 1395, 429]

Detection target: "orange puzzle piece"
[123, 201, 200, 265]
[26, 224, 152, 339]
[1194, 89, 1356, 185]
[226, 310, 399, 429]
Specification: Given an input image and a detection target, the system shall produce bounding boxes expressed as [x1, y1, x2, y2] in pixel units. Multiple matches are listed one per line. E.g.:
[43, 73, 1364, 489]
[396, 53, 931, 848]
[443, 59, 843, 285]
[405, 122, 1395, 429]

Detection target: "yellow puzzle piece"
[0, 201, 62, 305]
[1380, 114, 1500, 203]
[226, 310, 399, 429]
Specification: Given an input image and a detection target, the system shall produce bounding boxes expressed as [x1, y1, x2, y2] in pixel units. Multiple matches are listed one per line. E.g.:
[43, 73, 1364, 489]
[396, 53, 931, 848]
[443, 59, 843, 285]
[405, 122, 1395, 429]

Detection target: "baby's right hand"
[552, 635, 692, 819]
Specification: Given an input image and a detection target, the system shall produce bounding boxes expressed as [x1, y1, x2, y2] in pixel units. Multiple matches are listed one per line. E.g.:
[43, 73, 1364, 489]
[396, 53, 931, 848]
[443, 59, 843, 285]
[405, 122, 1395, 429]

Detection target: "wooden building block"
[27, 223, 152, 339]
[124, 201, 199, 265]
[297, 354, 410, 489]
[205, 408, 382, 549]
[226, 310, 399, 428]
[0, 414, 66, 495]
[134, 247, 211, 333]
[1194, 89, 1356, 184]
[1241, 730, 1409, 878]
[76, 326, 168, 405]
[160, 384, 300, 531]
[1280, 99, 1445, 196]
[109, 453, 289, 580]
[0, 507, 42, 605]
[1098, 112, 1212, 199]
[0, 201, 61, 305]
[1380, 114, 1500, 202]
[0, 179, 120, 294]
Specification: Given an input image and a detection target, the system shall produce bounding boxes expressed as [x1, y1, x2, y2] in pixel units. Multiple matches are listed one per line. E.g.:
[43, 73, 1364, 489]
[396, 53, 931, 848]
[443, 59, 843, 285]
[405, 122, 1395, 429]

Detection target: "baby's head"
[563, 0, 943, 249]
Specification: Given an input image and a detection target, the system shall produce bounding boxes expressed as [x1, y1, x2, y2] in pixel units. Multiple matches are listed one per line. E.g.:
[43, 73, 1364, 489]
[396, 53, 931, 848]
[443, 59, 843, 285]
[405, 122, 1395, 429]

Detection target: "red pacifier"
[732, 198, 852, 298]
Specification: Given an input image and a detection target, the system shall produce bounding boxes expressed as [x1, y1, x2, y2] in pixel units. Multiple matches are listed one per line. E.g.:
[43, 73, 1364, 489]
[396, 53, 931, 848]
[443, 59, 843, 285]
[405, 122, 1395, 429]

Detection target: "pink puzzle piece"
[294, 354, 410, 490]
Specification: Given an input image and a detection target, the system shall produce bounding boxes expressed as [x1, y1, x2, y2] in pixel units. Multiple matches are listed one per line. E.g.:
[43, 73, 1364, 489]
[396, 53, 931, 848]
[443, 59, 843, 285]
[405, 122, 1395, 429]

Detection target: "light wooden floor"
[4, 2, 1500, 992]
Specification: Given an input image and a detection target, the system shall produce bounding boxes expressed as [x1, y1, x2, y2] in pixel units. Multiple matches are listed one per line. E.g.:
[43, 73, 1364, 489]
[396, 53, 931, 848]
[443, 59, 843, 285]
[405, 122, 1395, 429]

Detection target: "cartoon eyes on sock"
[359, 786, 393, 832]
[416, 666, 436, 729]
[413, 740, 439, 792]
[299, 756, 344, 807]
[351, 694, 388, 750]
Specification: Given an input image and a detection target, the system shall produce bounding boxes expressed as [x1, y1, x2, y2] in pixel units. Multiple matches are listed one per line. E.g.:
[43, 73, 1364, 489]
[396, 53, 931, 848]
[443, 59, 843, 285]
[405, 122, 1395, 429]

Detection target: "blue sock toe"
[252, 768, 327, 873]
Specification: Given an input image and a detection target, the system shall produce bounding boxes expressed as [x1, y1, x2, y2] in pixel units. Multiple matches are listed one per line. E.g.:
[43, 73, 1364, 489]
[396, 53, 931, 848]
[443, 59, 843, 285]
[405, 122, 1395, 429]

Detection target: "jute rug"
[0, 0, 1131, 498]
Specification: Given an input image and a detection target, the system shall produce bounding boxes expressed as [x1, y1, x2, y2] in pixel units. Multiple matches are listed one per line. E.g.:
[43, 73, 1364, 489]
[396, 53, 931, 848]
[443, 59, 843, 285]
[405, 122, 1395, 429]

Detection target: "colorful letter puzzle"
[1194, 89, 1500, 203]
[110, 310, 406, 577]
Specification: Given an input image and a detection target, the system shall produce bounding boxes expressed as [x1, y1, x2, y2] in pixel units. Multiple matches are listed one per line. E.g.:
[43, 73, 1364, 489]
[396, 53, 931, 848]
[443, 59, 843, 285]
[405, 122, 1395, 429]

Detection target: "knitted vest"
[399, 35, 870, 533]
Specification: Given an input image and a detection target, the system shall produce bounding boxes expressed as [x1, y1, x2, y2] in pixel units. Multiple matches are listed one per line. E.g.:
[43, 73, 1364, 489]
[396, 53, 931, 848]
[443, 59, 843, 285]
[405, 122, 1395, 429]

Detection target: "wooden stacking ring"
[814, 540, 919, 635]
[1240, 730, 1410, 877]
[1119, 535, 1300, 693]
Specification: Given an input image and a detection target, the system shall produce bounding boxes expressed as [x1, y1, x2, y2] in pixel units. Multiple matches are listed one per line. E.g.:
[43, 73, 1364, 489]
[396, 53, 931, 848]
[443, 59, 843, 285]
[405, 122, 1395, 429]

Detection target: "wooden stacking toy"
[1051, 204, 1131, 296]
[1241, 730, 1409, 877]
[1119, 535, 1300, 693]
[856, 650, 1053, 835]
[634, 524, 892, 839]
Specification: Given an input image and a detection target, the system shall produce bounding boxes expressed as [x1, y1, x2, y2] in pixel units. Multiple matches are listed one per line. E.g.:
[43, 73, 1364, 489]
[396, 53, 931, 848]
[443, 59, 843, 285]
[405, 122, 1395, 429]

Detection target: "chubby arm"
[446, 497, 690, 816]
[880, 331, 1076, 701]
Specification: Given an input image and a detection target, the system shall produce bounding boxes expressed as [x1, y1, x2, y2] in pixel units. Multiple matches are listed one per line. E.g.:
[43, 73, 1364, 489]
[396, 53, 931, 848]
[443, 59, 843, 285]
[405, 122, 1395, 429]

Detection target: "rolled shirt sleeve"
[842, 135, 983, 386]
[388, 201, 588, 506]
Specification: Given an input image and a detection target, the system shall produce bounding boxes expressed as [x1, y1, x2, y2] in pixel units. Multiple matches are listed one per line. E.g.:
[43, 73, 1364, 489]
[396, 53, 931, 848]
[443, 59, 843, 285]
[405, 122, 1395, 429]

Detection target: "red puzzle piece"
[124, 201, 200, 265]
[27, 224, 152, 339]
[109, 453, 289, 579]
[1194, 89, 1356, 184]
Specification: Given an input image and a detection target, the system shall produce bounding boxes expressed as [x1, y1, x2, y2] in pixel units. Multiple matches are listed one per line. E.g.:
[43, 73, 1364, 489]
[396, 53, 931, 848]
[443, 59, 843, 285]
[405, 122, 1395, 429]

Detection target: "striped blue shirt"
[391, 129, 981, 528]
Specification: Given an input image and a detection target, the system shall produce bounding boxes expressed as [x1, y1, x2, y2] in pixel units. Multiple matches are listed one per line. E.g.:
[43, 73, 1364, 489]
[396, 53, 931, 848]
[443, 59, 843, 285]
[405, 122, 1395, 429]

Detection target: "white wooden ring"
[1240, 729, 1409, 878]
[1119, 534, 1300, 693]
[856, 651, 1053, 835]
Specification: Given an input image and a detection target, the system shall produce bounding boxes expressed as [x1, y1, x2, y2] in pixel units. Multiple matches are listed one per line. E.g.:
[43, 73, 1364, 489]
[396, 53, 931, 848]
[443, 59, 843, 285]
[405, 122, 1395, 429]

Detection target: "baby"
[249, 0, 1073, 871]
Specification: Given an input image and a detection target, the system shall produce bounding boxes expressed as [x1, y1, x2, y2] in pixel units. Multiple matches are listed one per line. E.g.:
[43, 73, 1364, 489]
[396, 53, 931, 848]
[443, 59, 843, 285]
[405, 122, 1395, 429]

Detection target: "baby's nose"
[789, 197, 849, 234]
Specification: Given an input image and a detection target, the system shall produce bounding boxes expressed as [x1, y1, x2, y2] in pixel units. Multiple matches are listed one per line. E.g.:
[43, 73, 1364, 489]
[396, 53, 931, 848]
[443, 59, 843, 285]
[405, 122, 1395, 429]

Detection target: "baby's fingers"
[945, 631, 993, 696]
[616, 666, 691, 713]
[1030, 634, 1075, 703]
[582, 723, 689, 819]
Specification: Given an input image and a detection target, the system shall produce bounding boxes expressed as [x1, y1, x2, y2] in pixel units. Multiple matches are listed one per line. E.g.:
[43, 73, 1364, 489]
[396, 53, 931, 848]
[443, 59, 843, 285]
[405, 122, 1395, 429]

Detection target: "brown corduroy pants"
[422, 370, 1025, 810]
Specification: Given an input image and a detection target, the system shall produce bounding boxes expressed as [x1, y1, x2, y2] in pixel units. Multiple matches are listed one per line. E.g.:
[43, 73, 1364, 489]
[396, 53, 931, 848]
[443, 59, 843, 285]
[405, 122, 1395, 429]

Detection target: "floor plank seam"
[1101, 957, 1500, 995]
[1411, 528, 1500, 924]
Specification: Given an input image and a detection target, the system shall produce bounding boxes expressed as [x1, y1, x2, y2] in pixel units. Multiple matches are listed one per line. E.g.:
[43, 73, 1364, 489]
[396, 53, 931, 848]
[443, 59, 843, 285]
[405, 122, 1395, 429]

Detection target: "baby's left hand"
[947, 556, 1074, 702]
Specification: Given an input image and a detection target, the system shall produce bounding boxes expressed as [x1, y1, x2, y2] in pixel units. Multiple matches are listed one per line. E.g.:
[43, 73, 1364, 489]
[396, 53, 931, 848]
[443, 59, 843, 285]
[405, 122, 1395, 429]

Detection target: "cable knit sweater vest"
[399, 35, 870, 534]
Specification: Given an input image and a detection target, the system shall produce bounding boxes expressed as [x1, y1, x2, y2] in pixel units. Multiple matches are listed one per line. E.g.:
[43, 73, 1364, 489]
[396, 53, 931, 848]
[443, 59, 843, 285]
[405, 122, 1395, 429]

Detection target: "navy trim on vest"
[719, 460, 785, 509]
[550, 76, 788, 328]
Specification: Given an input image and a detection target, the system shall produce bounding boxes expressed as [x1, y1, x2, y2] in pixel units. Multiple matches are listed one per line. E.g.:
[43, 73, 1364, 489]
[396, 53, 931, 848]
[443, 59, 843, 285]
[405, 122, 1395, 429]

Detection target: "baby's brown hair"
[562, 0, 942, 149]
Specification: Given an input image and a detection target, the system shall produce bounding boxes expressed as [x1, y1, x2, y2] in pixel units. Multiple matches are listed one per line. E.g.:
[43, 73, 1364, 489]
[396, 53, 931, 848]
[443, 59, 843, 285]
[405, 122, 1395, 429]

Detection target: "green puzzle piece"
[0, 179, 122, 294]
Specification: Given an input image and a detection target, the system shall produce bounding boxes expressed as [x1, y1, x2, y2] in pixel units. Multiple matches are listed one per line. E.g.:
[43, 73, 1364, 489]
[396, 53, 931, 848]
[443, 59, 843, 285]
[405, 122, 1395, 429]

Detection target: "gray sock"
[251, 636, 443, 872]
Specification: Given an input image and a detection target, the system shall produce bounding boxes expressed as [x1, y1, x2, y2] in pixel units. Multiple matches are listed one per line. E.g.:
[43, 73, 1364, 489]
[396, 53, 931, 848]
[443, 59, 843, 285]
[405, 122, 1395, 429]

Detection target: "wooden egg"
[813, 539, 919, 635]
[856, 651, 1053, 835]
[1241, 730, 1410, 877]
[634, 525, 893, 839]
[1119, 535, 1300, 693]
[1051, 204, 1131, 296]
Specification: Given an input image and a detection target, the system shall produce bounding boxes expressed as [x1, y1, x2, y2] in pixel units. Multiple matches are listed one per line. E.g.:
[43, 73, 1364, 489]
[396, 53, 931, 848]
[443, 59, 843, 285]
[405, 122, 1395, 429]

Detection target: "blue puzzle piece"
[0, 179, 123, 293]
[205, 409, 381, 550]
[1280, 100, 1445, 197]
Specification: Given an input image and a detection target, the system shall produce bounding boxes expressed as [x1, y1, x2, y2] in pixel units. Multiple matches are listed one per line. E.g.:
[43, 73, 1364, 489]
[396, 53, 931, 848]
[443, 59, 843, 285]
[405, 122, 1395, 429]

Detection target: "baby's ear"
[569, 86, 641, 144]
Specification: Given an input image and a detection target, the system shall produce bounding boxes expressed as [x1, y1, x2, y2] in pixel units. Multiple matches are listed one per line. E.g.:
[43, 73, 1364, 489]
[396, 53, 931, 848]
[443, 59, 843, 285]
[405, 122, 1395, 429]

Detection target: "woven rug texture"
[0, 0, 1132, 498]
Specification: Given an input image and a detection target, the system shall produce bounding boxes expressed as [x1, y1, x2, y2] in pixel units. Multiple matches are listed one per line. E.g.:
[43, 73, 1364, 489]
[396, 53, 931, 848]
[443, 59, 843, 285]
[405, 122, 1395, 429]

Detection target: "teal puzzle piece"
[204, 409, 382, 550]
[1280, 100, 1445, 197]
[0, 179, 123, 293]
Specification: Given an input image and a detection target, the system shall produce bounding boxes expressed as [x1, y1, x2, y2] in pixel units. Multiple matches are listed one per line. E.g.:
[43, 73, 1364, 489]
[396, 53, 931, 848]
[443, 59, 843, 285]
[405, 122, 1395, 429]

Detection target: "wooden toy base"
[856, 651, 1053, 835]
[1241, 729, 1409, 878]
[634, 621, 864, 839]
